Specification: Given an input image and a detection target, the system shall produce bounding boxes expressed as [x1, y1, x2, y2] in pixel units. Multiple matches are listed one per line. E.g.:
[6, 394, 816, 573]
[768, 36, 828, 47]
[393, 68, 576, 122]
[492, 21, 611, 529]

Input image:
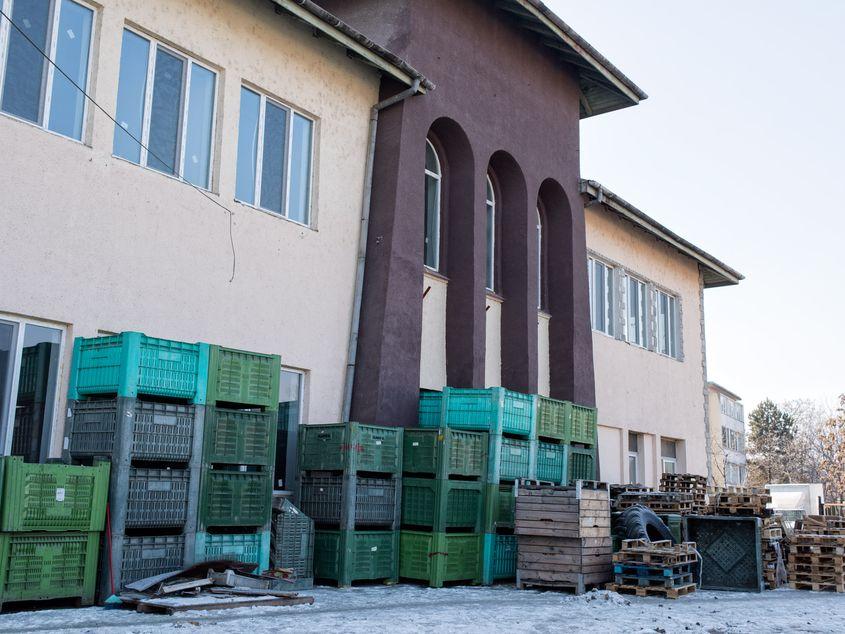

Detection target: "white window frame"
[627, 452, 639, 483]
[661, 457, 677, 475]
[624, 274, 647, 348]
[588, 257, 614, 336]
[235, 85, 315, 226]
[486, 174, 495, 292]
[424, 138, 441, 271]
[655, 288, 679, 359]
[114, 26, 218, 191]
[0, 0, 96, 142]
[536, 207, 543, 310]
[0, 313, 66, 459]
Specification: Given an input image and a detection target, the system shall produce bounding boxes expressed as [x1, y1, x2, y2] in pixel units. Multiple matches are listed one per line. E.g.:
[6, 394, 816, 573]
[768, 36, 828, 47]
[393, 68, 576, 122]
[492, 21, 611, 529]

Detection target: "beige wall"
[586, 205, 708, 487]
[421, 272, 448, 390]
[538, 312, 550, 397]
[484, 295, 502, 387]
[0, 0, 380, 456]
[707, 388, 747, 487]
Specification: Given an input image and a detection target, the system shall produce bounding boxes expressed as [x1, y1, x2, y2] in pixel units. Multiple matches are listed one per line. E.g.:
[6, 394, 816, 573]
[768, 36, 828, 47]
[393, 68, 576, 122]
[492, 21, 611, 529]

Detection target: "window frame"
[655, 288, 679, 359]
[423, 138, 442, 271]
[0, 0, 96, 142]
[275, 365, 305, 491]
[588, 256, 614, 336]
[234, 84, 316, 226]
[113, 26, 219, 191]
[661, 457, 677, 475]
[624, 273, 647, 348]
[485, 173, 496, 292]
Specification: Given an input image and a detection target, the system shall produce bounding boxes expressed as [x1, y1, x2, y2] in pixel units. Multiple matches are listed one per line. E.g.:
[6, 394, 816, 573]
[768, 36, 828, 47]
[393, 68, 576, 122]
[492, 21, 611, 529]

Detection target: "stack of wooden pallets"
[797, 515, 845, 536]
[514, 481, 612, 594]
[616, 491, 694, 515]
[762, 516, 787, 589]
[659, 474, 707, 514]
[788, 533, 845, 593]
[609, 485, 653, 510]
[708, 487, 771, 517]
[607, 539, 698, 599]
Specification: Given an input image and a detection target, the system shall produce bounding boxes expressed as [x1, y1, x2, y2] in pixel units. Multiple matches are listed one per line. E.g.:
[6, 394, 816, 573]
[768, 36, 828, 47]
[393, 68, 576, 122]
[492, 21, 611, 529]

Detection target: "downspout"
[342, 79, 422, 422]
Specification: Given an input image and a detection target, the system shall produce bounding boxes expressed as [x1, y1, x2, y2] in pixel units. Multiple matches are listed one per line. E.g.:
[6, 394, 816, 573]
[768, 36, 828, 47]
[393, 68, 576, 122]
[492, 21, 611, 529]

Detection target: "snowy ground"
[0, 584, 843, 634]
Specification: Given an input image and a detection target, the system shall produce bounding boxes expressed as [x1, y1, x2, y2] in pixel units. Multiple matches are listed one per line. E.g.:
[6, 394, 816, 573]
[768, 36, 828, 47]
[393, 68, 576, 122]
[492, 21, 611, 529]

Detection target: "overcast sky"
[550, 0, 844, 414]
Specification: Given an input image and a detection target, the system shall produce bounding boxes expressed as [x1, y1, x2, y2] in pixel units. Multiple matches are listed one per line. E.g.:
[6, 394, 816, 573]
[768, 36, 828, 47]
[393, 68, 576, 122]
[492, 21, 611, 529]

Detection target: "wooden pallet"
[613, 540, 698, 566]
[789, 581, 845, 593]
[606, 582, 696, 599]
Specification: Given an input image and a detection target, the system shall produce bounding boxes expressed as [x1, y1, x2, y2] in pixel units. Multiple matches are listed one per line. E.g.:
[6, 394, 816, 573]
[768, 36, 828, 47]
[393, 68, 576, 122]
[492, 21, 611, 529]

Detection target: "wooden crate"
[515, 481, 610, 539]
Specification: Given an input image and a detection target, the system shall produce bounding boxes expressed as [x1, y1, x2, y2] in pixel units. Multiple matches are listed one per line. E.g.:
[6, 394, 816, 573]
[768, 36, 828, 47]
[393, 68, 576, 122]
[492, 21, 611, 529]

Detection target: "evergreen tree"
[747, 398, 796, 484]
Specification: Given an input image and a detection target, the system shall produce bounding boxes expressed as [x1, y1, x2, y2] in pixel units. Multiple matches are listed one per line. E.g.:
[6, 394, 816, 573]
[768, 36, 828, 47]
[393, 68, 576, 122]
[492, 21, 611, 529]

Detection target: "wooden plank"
[159, 578, 214, 594]
[136, 594, 315, 615]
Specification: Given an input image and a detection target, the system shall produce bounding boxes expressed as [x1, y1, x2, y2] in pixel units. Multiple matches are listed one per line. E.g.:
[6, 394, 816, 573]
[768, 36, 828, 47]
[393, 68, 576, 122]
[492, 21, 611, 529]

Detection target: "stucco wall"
[421, 272, 448, 390]
[0, 0, 380, 455]
[485, 295, 502, 387]
[708, 388, 747, 487]
[586, 205, 707, 486]
[538, 312, 550, 397]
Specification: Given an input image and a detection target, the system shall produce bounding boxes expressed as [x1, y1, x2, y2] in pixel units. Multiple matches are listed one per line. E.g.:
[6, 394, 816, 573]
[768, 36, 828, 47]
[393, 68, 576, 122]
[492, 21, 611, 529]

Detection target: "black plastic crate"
[684, 515, 763, 592]
[299, 473, 397, 527]
[126, 468, 191, 528]
[271, 499, 314, 579]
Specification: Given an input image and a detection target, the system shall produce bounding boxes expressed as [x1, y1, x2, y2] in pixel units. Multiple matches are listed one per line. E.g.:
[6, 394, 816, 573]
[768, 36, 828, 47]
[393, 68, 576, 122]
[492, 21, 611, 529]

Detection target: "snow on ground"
[0, 585, 843, 634]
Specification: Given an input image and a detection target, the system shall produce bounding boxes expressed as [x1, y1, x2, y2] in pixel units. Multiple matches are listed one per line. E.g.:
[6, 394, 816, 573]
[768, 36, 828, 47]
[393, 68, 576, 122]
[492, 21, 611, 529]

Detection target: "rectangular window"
[235, 86, 314, 225]
[588, 257, 614, 335]
[625, 275, 647, 347]
[0, 0, 93, 140]
[627, 431, 640, 484]
[661, 439, 677, 475]
[275, 368, 304, 491]
[656, 289, 679, 358]
[722, 425, 729, 448]
[113, 28, 216, 189]
[0, 316, 64, 462]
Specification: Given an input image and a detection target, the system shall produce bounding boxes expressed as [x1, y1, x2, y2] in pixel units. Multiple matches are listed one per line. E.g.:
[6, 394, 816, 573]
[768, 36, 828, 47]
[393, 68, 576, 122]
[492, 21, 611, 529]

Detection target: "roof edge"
[580, 179, 744, 288]
[708, 381, 743, 402]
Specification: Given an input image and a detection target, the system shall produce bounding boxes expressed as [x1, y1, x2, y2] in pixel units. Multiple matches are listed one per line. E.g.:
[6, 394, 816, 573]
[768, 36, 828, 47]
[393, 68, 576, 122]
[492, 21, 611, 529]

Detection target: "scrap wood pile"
[707, 487, 772, 517]
[659, 473, 707, 514]
[788, 515, 845, 593]
[762, 516, 788, 589]
[515, 481, 612, 594]
[118, 560, 315, 615]
[607, 539, 698, 599]
[616, 491, 694, 515]
[609, 484, 653, 510]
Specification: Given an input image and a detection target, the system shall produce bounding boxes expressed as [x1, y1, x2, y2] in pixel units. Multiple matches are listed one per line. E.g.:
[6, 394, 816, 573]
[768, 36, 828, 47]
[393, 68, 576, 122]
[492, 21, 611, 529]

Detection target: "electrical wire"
[0, 8, 237, 282]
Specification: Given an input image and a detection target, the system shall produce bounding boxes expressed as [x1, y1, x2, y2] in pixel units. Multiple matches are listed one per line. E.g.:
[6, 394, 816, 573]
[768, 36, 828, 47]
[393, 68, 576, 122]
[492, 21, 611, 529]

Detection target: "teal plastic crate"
[418, 388, 535, 437]
[536, 442, 568, 484]
[488, 436, 531, 483]
[568, 445, 597, 483]
[418, 391, 442, 428]
[481, 532, 517, 584]
[67, 332, 208, 402]
[194, 530, 270, 573]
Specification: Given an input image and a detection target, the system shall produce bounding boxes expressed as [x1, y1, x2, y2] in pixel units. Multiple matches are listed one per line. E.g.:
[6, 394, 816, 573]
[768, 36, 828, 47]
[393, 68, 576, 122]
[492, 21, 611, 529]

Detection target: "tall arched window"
[536, 207, 543, 309]
[485, 174, 496, 291]
[424, 139, 441, 270]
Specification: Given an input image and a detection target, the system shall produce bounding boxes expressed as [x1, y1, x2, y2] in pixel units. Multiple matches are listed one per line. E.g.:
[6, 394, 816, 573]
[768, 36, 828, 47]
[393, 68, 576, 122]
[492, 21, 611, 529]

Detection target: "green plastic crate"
[568, 445, 597, 483]
[483, 484, 515, 533]
[207, 346, 281, 410]
[481, 532, 517, 584]
[199, 467, 272, 528]
[299, 423, 403, 474]
[399, 531, 482, 588]
[418, 388, 535, 437]
[0, 457, 109, 532]
[568, 403, 597, 446]
[67, 332, 208, 402]
[403, 428, 486, 479]
[0, 532, 98, 607]
[536, 396, 567, 441]
[401, 478, 483, 531]
[194, 530, 270, 573]
[488, 435, 531, 483]
[314, 530, 397, 586]
[658, 513, 683, 544]
[203, 406, 276, 466]
[536, 442, 568, 484]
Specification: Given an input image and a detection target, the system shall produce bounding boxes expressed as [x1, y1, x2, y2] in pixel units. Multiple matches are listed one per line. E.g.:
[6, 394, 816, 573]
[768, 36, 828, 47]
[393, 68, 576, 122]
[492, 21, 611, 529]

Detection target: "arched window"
[536, 207, 543, 309]
[485, 174, 496, 291]
[424, 139, 441, 270]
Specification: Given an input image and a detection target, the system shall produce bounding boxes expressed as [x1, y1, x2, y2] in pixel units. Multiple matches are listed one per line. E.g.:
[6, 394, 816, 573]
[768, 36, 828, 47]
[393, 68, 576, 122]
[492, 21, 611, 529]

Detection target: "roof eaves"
[580, 179, 744, 288]
[708, 382, 743, 402]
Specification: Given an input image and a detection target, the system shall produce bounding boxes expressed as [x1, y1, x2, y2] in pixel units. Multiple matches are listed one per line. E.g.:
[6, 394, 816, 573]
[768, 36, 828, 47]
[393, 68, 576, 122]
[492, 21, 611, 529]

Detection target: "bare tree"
[819, 396, 845, 503]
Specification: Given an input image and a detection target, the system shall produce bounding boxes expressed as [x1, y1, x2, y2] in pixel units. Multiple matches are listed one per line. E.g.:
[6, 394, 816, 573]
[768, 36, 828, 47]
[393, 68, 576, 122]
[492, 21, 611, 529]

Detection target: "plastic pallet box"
[417, 391, 442, 428]
[401, 478, 484, 532]
[271, 500, 314, 580]
[536, 442, 568, 484]
[0, 532, 99, 609]
[568, 445, 597, 483]
[67, 332, 208, 402]
[10, 403, 43, 461]
[0, 457, 109, 532]
[299, 473, 397, 527]
[482, 532, 517, 584]
[483, 483, 516, 533]
[120, 534, 186, 588]
[299, 423, 403, 474]
[418, 388, 535, 437]
[16, 342, 52, 405]
[69, 399, 197, 463]
[314, 530, 398, 586]
[199, 467, 272, 528]
[536, 396, 567, 442]
[126, 467, 190, 529]
[203, 406, 276, 466]
[399, 531, 482, 588]
[568, 403, 597, 446]
[194, 530, 270, 573]
[488, 436, 531, 483]
[684, 515, 763, 592]
[206, 345, 281, 410]
[659, 514, 683, 544]
[403, 428, 486, 479]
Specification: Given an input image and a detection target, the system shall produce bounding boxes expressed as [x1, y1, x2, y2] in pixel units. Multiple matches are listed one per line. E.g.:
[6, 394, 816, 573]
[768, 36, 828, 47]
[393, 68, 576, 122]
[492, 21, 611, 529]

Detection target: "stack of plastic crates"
[299, 422, 403, 587]
[195, 345, 281, 575]
[271, 498, 314, 589]
[65, 332, 208, 598]
[419, 387, 536, 585]
[0, 457, 109, 611]
[537, 396, 597, 484]
[399, 428, 486, 587]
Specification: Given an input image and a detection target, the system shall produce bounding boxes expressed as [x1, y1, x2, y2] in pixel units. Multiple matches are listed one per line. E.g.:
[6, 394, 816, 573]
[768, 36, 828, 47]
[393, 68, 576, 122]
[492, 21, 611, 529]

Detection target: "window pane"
[594, 263, 605, 331]
[146, 48, 184, 175]
[0, 323, 15, 431]
[486, 200, 494, 290]
[275, 370, 301, 490]
[628, 455, 637, 483]
[628, 431, 638, 452]
[424, 172, 439, 268]
[181, 63, 215, 188]
[113, 29, 150, 163]
[260, 101, 288, 214]
[288, 113, 312, 224]
[235, 87, 260, 204]
[661, 439, 677, 458]
[604, 265, 613, 334]
[425, 140, 439, 174]
[1, 0, 51, 123]
[47, 0, 93, 139]
[537, 210, 542, 309]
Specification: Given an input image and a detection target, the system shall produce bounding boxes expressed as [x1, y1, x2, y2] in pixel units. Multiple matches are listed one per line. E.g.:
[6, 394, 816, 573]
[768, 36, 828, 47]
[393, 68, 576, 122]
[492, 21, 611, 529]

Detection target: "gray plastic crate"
[70, 399, 196, 462]
[684, 515, 763, 592]
[121, 534, 186, 587]
[299, 473, 396, 527]
[271, 500, 314, 579]
[126, 468, 191, 528]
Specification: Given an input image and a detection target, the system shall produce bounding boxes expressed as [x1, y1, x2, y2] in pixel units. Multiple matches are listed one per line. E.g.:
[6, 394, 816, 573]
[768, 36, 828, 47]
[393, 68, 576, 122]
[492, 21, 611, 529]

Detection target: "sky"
[550, 0, 845, 413]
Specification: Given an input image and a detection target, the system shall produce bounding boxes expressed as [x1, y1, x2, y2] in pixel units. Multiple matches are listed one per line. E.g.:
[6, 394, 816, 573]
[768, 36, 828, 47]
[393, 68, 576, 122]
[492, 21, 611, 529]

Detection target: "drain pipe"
[342, 79, 422, 422]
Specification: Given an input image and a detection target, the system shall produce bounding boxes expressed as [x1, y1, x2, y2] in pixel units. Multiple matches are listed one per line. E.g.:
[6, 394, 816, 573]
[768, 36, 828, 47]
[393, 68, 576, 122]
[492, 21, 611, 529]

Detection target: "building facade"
[707, 382, 748, 487]
[581, 182, 742, 487]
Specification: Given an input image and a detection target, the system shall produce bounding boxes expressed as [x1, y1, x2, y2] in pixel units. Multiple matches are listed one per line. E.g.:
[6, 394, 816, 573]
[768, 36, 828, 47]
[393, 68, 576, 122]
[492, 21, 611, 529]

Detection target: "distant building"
[707, 383, 748, 487]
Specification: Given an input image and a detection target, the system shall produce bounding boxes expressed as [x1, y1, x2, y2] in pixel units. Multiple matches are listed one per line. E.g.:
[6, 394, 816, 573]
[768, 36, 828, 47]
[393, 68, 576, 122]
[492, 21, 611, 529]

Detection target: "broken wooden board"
[135, 593, 315, 615]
